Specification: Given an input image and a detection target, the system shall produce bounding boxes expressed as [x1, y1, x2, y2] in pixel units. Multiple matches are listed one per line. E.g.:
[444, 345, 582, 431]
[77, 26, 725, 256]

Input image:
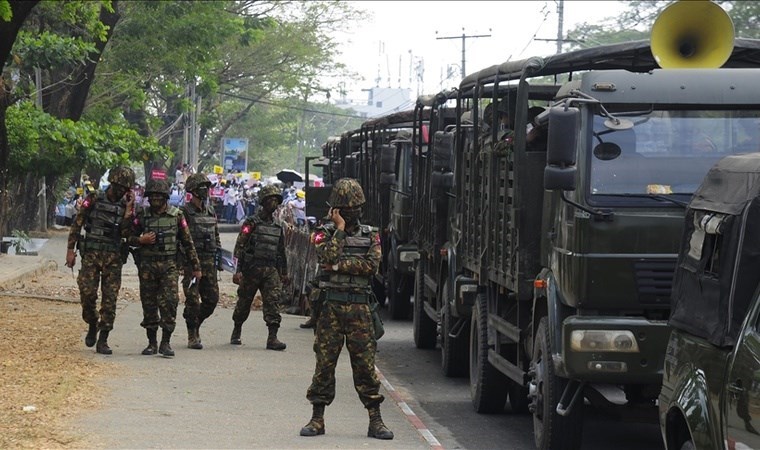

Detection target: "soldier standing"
[65, 166, 136, 355]
[300, 178, 393, 440]
[180, 173, 222, 349]
[129, 179, 201, 357]
[230, 184, 288, 350]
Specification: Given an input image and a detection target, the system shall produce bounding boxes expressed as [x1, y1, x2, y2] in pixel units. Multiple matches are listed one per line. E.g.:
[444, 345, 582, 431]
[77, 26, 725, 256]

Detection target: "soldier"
[65, 166, 136, 355]
[300, 178, 393, 440]
[180, 173, 222, 349]
[129, 179, 202, 357]
[230, 184, 288, 350]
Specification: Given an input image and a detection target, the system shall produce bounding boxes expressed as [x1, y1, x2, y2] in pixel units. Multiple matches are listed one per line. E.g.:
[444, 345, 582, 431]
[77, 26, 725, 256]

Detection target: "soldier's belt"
[324, 291, 370, 304]
[81, 241, 120, 252]
[140, 254, 176, 262]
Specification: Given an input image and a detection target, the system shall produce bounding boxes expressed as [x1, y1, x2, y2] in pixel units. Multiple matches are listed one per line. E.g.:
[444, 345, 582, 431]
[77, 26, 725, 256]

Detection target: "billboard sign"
[222, 138, 248, 173]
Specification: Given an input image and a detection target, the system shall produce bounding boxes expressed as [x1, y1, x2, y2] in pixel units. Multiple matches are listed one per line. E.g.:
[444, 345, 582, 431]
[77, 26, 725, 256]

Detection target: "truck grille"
[634, 259, 676, 306]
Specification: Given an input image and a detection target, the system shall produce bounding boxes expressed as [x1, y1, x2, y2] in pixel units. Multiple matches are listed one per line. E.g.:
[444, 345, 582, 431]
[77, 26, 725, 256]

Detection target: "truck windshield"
[589, 110, 760, 197]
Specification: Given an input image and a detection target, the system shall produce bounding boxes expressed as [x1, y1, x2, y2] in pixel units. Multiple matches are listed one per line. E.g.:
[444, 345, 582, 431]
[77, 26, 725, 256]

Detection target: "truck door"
[724, 292, 760, 449]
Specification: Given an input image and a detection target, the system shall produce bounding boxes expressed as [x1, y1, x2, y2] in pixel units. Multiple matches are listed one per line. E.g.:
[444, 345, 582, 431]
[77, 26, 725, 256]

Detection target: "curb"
[0, 257, 58, 291]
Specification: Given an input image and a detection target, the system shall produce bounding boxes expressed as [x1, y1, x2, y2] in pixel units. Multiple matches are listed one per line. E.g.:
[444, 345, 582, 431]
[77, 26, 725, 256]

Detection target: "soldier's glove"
[232, 271, 242, 285]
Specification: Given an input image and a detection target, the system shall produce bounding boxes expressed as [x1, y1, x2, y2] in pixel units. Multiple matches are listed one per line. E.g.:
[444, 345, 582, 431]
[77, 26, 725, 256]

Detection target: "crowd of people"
[64, 163, 394, 440]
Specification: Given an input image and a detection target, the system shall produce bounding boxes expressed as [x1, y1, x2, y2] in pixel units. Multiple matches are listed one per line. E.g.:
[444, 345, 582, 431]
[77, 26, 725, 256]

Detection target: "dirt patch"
[0, 295, 113, 449]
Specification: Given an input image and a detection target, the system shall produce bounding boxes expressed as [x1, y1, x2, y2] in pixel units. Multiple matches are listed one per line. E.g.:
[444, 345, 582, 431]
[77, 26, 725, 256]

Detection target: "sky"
[332, 1, 631, 104]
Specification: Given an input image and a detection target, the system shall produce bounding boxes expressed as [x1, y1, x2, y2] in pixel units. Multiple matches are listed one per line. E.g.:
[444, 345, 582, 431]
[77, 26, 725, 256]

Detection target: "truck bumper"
[558, 316, 671, 384]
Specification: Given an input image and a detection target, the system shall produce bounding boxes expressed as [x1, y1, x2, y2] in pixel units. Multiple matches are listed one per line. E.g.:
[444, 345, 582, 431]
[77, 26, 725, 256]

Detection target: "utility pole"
[436, 28, 491, 78]
[35, 67, 46, 232]
[556, 0, 564, 54]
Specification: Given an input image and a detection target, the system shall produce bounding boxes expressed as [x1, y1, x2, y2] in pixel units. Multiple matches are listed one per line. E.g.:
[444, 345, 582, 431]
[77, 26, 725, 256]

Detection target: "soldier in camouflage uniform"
[129, 179, 202, 357]
[180, 173, 221, 350]
[300, 178, 393, 440]
[65, 166, 136, 355]
[230, 184, 288, 350]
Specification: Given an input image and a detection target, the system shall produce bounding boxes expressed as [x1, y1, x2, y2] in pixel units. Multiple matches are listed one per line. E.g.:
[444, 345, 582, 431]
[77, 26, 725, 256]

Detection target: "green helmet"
[145, 179, 170, 198]
[108, 166, 135, 188]
[258, 184, 283, 203]
[328, 178, 365, 208]
[185, 173, 211, 193]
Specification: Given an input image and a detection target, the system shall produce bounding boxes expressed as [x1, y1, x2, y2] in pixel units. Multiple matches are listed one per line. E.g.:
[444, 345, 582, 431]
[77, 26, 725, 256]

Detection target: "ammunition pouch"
[370, 295, 384, 340]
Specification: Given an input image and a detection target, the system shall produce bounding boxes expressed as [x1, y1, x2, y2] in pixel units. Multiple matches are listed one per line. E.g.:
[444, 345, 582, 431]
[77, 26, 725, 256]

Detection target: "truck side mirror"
[545, 107, 580, 191]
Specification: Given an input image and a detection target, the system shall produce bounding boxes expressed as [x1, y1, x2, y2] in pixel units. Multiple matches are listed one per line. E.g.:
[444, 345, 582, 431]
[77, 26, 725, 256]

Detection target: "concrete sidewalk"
[0, 239, 432, 449]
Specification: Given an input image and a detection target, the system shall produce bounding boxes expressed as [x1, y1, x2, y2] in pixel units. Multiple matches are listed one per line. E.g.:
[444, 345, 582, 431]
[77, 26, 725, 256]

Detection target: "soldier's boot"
[141, 329, 158, 355]
[159, 330, 175, 357]
[84, 322, 98, 347]
[266, 325, 287, 350]
[367, 406, 394, 440]
[95, 330, 112, 355]
[230, 322, 243, 345]
[187, 322, 203, 350]
[299, 403, 326, 437]
[299, 316, 316, 329]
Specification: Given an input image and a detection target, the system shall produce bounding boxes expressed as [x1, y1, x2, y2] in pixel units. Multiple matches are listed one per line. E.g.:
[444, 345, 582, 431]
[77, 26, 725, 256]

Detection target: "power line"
[219, 91, 366, 119]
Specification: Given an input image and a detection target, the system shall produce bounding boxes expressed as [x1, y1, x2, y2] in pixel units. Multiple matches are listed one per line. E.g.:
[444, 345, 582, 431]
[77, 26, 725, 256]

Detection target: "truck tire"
[441, 291, 469, 377]
[413, 261, 437, 349]
[387, 260, 412, 320]
[508, 382, 530, 414]
[530, 317, 583, 450]
[469, 293, 509, 413]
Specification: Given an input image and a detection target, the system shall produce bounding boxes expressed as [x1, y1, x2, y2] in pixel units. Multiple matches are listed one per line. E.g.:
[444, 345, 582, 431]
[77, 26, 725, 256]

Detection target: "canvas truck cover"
[670, 153, 760, 347]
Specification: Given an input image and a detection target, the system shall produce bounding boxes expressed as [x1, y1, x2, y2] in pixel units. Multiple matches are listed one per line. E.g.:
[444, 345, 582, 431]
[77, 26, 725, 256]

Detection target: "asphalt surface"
[1, 230, 433, 449]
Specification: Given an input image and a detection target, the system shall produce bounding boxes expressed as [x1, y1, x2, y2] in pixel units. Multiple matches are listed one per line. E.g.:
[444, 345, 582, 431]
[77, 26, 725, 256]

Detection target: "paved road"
[34, 230, 432, 449]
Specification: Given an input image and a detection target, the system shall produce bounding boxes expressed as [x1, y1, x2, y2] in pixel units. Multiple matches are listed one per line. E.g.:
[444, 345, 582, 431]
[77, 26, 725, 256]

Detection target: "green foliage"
[7, 100, 169, 176]
[12, 30, 96, 69]
[0, 0, 11, 22]
[10, 230, 31, 254]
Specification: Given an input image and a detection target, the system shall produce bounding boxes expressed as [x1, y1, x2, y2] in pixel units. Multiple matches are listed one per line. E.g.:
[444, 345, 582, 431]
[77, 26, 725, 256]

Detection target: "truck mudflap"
[558, 316, 671, 384]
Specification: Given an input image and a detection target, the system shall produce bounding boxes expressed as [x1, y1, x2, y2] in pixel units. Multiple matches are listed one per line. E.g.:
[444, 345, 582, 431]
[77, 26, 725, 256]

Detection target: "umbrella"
[276, 169, 303, 183]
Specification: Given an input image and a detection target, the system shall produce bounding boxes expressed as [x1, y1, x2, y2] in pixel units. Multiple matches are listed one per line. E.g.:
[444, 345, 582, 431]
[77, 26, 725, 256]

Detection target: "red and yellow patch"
[180, 217, 188, 229]
[312, 231, 326, 244]
[241, 224, 252, 234]
[374, 234, 381, 244]
[82, 198, 92, 209]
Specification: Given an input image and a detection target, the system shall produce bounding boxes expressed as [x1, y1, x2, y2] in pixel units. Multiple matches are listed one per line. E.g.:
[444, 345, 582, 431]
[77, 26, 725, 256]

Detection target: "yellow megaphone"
[651, 0, 734, 69]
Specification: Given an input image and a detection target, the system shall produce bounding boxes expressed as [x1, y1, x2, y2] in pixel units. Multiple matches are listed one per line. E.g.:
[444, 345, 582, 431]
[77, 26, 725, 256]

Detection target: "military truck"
[409, 1, 760, 448]
[660, 153, 760, 450]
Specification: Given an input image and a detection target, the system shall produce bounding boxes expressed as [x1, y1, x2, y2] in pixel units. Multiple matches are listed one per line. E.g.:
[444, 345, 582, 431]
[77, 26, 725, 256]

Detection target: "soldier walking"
[129, 179, 201, 357]
[230, 184, 288, 350]
[300, 178, 393, 440]
[65, 166, 136, 355]
[180, 173, 221, 349]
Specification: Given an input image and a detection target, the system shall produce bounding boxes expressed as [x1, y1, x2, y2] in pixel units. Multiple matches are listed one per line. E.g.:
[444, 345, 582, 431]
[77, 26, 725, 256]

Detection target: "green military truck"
[408, 2, 760, 448]
[659, 154, 760, 450]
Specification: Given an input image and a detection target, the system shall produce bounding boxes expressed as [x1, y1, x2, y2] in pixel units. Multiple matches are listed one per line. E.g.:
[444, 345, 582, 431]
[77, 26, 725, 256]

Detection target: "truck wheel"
[469, 293, 508, 413]
[530, 317, 583, 450]
[679, 441, 695, 450]
[387, 253, 412, 320]
[413, 262, 436, 349]
[441, 280, 469, 377]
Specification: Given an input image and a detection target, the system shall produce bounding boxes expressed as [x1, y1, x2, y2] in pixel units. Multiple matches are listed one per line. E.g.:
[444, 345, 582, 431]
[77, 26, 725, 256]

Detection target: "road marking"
[376, 366, 444, 450]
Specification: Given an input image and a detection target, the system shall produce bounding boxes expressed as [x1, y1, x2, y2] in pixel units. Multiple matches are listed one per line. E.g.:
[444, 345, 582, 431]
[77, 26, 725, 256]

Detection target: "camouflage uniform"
[301, 178, 393, 440]
[129, 179, 201, 357]
[67, 166, 135, 355]
[180, 173, 221, 349]
[230, 184, 288, 350]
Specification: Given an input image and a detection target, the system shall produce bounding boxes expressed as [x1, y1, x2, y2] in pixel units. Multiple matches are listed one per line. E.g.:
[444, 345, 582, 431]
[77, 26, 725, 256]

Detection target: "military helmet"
[185, 173, 211, 193]
[258, 184, 283, 203]
[144, 179, 171, 198]
[108, 166, 135, 188]
[328, 178, 365, 208]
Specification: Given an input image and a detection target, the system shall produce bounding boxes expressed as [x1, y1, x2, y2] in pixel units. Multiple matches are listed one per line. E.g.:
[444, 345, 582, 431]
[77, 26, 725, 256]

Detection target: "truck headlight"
[570, 330, 640, 353]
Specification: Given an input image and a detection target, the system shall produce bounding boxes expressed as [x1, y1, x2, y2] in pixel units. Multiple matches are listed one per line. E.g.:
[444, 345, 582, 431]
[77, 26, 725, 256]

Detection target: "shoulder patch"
[312, 231, 326, 244]
[241, 223, 253, 234]
[180, 216, 188, 229]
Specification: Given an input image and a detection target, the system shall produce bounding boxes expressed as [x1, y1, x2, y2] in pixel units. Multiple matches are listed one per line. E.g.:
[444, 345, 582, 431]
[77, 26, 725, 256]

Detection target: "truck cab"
[659, 154, 760, 450]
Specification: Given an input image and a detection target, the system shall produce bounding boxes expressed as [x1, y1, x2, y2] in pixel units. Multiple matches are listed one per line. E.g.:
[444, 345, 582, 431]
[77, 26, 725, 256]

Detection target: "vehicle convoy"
[320, 110, 425, 320]
[407, 1, 760, 449]
[659, 153, 760, 450]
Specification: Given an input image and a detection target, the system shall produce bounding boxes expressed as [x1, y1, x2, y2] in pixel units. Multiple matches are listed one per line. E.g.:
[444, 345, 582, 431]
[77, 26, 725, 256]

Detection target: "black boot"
[299, 317, 316, 329]
[367, 406, 394, 440]
[187, 321, 202, 350]
[85, 322, 98, 347]
[230, 322, 242, 345]
[300, 404, 326, 436]
[96, 330, 112, 355]
[141, 328, 158, 355]
[266, 325, 286, 350]
[159, 330, 174, 357]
